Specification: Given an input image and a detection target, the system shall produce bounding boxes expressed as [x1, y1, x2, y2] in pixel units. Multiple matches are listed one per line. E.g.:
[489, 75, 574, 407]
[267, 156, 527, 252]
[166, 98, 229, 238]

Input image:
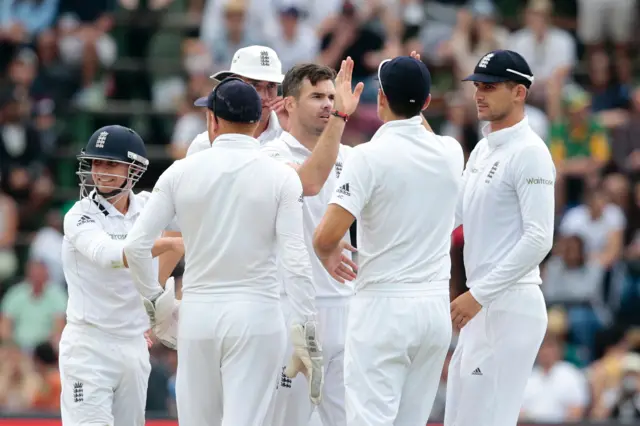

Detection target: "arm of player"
[124, 169, 178, 300]
[314, 150, 371, 280]
[295, 115, 346, 196]
[468, 145, 556, 305]
[276, 170, 317, 324]
[157, 230, 185, 286]
[276, 170, 324, 404]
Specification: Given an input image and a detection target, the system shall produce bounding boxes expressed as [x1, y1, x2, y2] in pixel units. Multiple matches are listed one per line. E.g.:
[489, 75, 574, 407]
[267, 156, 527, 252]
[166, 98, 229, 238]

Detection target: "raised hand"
[334, 57, 364, 116]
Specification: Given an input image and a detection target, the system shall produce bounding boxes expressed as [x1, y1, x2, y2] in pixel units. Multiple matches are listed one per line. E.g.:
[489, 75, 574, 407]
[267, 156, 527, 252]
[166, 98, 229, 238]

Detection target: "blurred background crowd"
[1, 0, 640, 423]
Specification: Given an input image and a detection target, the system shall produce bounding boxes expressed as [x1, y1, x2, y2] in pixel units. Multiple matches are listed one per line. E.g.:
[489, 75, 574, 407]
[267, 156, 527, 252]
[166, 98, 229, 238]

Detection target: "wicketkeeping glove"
[143, 277, 180, 349]
[284, 321, 324, 405]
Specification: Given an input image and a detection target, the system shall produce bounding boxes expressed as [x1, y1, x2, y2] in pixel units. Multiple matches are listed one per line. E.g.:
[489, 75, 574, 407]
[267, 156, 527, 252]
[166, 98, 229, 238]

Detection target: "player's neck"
[110, 192, 130, 215]
[488, 109, 525, 133]
[254, 115, 270, 138]
[289, 123, 319, 151]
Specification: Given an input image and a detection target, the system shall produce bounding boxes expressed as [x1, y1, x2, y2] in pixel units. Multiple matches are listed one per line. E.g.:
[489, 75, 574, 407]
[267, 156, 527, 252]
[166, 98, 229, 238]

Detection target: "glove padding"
[284, 321, 324, 405]
[143, 277, 180, 349]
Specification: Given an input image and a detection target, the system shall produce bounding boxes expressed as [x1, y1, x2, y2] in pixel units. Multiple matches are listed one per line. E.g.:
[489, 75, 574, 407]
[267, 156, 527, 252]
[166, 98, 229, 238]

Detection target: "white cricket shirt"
[329, 116, 464, 296]
[261, 131, 354, 299]
[458, 117, 556, 306]
[62, 190, 162, 337]
[186, 111, 283, 157]
[124, 134, 316, 323]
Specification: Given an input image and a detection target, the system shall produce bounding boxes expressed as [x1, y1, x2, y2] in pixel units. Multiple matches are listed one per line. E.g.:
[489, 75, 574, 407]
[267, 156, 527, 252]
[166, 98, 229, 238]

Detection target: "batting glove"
[284, 321, 324, 405]
[143, 277, 180, 349]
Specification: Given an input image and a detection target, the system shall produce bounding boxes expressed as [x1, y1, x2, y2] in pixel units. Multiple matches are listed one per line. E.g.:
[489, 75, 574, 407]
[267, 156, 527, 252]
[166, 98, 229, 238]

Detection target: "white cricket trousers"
[345, 290, 452, 426]
[175, 297, 286, 426]
[59, 324, 151, 426]
[269, 296, 349, 426]
[444, 284, 548, 426]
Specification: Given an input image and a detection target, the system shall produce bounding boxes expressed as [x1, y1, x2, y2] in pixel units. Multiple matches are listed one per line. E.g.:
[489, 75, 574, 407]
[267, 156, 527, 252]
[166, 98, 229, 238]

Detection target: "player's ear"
[284, 95, 295, 113]
[421, 94, 431, 111]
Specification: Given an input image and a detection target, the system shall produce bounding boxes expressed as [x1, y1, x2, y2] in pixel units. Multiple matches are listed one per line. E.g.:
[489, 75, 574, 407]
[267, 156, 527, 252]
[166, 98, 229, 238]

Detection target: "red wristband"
[330, 109, 349, 122]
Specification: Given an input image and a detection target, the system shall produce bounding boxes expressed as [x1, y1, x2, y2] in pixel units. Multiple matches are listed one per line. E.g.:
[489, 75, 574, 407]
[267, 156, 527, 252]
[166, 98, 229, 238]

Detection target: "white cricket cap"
[210, 45, 284, 84]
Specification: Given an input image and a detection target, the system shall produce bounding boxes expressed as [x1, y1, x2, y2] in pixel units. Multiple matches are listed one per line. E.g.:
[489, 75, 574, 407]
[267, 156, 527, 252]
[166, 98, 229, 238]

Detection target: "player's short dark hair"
[386, 97, 423, 119]
[282, 64, 337, 99]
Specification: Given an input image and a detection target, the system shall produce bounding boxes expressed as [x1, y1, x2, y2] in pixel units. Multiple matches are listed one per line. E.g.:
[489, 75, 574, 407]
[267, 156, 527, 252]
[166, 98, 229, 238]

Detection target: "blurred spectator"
[610, 85, 640, 175]
[32, 30, 79, 108]
[266, 6, 320, 72]
[577, 0, 637, 83]
[318, 1, 386, 103]
[0, 85, 52, 205]
[0, 182, 18, 284]
[520, 333, 589, 422]
[510, 0, 577, 107]
[587, 325, 633, 419]
[30, 341, 60, 413]
[200, 0, 276, 52]
[0, 342, 39, 412]
[206, 0, 263, 72]
[0, 0, 59, 40]
[7, 48, 39, 96]
[169, 86, 206, 160]
[57, 0, 117, 106]
[440, 91, 479, 155]
[407, 0, 464, 66]
[547, 82, 610, 209]
[543, 235, 608, 357]
[585, 50, 631, 116]
[607, 352, 640, 420]
[440, 2, 509, 89]
[29, 209, 64, 287]
[0, 259, 66, 352]
[559, 186, 625, 271]
[618, 180, 640, 326]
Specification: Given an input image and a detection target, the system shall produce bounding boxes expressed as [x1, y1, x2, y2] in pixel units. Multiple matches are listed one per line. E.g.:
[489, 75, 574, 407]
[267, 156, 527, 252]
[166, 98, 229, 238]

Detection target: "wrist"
[330, 109, 349, 122]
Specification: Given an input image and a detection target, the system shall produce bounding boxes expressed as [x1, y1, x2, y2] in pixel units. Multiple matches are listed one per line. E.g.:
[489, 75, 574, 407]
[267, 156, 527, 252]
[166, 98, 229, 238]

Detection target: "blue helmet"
[77, 125, 149, 200]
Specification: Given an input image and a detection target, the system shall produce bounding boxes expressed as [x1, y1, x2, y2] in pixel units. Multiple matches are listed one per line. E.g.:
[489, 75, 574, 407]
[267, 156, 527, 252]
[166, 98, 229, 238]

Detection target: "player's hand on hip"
[285, 321, 324, 405]
[450, 291, 482, 331]
[321, 241, 358, 284]
[143, 277, 180, 349]
[144, 330, 154, 348]
[334, 56, 364, 115]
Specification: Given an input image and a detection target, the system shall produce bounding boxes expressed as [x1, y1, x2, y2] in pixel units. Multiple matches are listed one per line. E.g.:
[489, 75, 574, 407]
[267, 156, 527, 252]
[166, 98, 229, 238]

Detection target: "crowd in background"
[1, 0, 640, 423]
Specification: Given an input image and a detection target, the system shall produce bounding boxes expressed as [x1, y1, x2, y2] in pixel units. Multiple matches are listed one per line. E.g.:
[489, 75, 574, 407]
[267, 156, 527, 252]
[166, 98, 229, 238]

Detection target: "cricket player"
[314, 55, 465, 425]
[187, 45, 285, 156]
[263, 59, 361, 426]
[123, 79, 325, 425]
[59, 125, 184, 425]
[445, 50, 555, 426]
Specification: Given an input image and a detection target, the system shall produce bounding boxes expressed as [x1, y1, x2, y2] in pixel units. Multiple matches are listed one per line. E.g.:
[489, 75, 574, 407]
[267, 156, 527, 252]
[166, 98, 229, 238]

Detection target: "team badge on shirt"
[335, 161, 343, 178]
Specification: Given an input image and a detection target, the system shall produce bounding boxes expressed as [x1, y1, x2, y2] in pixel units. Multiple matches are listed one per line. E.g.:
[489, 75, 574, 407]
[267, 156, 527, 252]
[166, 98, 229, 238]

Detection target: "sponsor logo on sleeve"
[526, 177, 554, 186]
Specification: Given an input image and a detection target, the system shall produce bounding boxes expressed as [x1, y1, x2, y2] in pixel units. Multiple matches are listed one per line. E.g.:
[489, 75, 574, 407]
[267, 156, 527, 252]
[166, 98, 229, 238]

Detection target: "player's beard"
[480, 104, 512, 123]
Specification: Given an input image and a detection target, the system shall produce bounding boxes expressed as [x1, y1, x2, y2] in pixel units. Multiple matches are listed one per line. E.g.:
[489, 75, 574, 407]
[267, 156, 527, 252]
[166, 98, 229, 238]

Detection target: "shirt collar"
[258, 111, 282, 142]
[280, 131, 311, 156]
[212, 133, 261, 149]
[370, 115, 423, 142]
[90, 190, 142, 219]
[482, 116, 529, 149]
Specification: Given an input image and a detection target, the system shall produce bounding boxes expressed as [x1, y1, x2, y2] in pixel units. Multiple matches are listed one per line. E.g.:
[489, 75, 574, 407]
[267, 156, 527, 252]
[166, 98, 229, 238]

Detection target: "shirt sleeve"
[63, 211, 126, 270]
[124, 167, 178, 299]
[328, 149, 374, 221]
[276, 168, 316, 324]
[469, 144, 556, 305]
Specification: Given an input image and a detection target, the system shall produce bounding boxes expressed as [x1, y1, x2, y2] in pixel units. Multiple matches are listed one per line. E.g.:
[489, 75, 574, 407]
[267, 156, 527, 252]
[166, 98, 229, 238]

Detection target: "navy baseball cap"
[463, 50, 534, 88]
[378, 56, 431, 109]
[193, 78, 261, 124]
